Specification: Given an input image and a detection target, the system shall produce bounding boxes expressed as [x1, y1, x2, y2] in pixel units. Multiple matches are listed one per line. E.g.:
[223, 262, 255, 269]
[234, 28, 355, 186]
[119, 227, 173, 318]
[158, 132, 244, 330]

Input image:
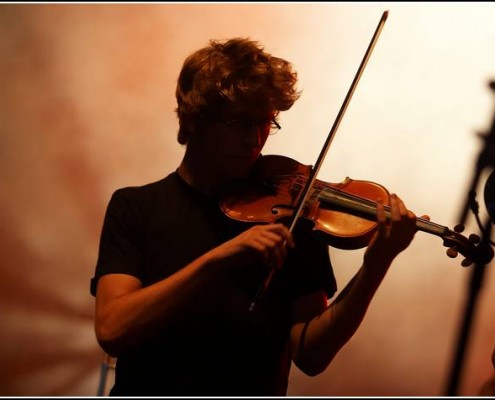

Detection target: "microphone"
[484, 169, 495, 224]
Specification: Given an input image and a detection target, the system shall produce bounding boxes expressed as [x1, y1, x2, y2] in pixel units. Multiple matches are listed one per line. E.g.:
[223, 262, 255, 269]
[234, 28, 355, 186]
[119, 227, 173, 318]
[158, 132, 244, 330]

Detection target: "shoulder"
[103, 172, 184, 221]
[115, 171, 178, 196]
[111, 171, 181, 203]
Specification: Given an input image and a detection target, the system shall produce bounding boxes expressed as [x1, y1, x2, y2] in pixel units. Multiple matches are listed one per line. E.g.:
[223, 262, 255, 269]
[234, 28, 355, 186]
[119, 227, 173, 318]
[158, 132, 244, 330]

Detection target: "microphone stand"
[445, 81, 495, 396]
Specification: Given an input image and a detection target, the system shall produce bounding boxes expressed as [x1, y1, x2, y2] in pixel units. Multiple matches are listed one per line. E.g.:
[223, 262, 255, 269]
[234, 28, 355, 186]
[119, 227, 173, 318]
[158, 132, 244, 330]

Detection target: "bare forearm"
[96, 223, 295, 356]
[293, 193, 420, 375]
[293, 254, 394, 375]
[96, 251, 222, 356]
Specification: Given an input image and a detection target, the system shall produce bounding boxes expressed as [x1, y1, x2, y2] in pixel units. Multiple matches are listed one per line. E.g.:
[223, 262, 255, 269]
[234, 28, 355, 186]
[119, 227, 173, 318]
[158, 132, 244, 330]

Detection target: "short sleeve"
[90, 189, 145, 296]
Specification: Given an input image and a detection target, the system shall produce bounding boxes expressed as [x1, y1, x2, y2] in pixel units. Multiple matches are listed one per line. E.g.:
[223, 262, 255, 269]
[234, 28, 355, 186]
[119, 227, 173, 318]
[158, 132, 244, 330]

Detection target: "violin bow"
[249, 10, 390, 312]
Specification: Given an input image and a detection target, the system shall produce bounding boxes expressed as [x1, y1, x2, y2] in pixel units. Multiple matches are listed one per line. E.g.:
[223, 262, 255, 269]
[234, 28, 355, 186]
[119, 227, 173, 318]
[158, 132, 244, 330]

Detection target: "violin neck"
[317, 187, 449, 238]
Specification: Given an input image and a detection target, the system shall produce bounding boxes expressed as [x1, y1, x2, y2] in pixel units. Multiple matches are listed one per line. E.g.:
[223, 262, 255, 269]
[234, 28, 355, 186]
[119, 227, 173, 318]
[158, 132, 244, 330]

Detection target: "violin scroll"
[442, 225, 493, 267]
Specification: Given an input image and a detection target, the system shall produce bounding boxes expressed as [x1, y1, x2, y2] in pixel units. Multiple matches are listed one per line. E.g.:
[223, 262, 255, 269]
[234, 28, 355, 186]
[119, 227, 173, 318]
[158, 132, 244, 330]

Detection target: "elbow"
[95, 321, 126, 358]
[295, 361, 330, 377]
[97, 339, 120, 359]
[298, 365, 325, 378]
[293, 352, 336, 377]
[96, 338, 121, 359]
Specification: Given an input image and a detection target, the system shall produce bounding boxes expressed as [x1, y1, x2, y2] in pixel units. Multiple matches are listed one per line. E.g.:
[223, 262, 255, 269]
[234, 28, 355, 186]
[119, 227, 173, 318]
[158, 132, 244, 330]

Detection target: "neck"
[177, 150, 222, 197]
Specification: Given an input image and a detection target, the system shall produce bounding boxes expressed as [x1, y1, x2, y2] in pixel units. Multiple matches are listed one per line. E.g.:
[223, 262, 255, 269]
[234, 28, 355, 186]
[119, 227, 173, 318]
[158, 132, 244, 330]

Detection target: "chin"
[222, 163, 253, 183]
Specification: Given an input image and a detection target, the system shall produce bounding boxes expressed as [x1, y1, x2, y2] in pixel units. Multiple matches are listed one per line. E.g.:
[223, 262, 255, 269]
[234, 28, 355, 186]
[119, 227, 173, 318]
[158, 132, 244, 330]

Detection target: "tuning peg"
[447, 248, 458, 258]
[454, 224, 465, 233]
[461, 258, 473, 267]
[469, 234, 480, 244]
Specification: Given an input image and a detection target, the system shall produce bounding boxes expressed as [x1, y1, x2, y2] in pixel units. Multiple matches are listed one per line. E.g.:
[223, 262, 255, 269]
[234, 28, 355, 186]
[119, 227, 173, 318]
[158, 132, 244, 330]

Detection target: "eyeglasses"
[207, 109, 282, 134]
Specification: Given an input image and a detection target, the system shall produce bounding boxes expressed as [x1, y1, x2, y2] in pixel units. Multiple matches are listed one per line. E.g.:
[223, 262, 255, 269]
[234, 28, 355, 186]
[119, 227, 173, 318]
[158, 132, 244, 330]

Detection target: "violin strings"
[260, 175, 483, 258]
[267, 174, 444, 234]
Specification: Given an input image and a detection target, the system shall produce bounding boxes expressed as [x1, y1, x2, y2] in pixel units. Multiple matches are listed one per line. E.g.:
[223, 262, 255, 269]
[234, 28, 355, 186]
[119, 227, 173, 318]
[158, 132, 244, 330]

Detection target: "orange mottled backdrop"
[1, 3, 494, 396]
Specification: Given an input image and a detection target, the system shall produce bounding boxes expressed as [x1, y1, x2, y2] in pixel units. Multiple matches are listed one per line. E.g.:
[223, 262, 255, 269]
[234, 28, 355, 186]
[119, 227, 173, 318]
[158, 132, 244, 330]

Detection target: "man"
[91, 37, 420, 395]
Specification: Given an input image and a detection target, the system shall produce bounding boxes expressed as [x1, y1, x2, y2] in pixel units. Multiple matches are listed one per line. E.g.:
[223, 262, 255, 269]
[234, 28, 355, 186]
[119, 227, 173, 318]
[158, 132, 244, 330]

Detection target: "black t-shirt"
[91, 170, 337, 396]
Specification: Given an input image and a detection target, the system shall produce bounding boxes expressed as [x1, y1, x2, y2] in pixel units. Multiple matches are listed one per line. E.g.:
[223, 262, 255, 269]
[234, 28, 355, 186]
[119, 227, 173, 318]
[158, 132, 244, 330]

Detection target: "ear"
[177, 125, 190, 145]
[178, 116, 200, 145]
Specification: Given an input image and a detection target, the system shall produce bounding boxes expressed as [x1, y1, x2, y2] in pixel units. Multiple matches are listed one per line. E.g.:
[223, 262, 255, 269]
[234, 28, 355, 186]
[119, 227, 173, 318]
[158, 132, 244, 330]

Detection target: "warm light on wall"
[1, 3, 494, 396]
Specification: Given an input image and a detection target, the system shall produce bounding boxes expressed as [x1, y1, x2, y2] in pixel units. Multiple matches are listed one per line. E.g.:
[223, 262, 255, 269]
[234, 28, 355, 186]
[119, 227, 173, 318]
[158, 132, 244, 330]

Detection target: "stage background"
[1, 2, 494, 396]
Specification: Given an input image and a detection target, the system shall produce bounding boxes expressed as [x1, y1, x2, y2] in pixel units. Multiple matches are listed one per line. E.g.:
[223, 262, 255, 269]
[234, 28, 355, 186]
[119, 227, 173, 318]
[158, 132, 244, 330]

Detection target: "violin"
[220, 154, 494, 267]
[226, 11, 493, 311]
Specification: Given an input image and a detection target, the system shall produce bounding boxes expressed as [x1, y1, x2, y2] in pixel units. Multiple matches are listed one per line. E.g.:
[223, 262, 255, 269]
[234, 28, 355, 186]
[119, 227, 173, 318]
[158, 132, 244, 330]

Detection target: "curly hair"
[175, 38, 301, 144]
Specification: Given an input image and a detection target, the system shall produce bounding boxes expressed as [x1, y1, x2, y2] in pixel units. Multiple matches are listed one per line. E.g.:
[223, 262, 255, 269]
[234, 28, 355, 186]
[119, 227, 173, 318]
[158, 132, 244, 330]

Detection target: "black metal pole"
[445, 219, 492, 395]
[445, 80, 495, 396]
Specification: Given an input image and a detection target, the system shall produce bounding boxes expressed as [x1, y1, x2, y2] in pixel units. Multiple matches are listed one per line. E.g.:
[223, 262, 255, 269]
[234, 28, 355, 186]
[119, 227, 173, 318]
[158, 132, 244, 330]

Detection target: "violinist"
[91, 37, 423, 396]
